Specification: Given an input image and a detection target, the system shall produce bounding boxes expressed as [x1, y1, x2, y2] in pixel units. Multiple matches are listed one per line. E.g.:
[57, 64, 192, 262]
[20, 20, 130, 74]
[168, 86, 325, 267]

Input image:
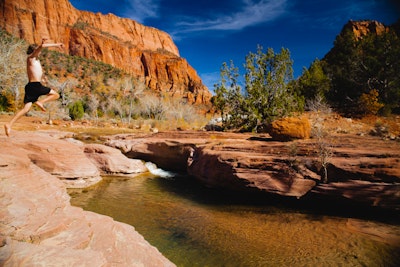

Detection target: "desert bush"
[306, 95, 332, 113]
[138, 94, 166, 120]
[0, 29, 26, 111]
[310, 103, 333, 183]
[358, 89, 384, 115]
[69, 100, 85, 120]
[164, 97, 205, 128]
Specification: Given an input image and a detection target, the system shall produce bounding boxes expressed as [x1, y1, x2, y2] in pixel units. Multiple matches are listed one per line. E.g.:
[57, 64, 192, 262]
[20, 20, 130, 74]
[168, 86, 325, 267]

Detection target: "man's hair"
[27, 44, 38, 55]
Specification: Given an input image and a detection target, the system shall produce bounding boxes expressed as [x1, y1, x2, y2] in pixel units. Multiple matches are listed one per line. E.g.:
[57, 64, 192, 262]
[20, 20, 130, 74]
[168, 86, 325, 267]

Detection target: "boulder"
[84, 143, 148, 175]
[267, 116, 311, 141]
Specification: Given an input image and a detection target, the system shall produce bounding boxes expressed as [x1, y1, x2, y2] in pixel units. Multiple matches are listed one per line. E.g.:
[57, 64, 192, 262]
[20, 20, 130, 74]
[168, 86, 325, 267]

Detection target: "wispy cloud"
[298, 0, 379, 30]
[122, 0, 160, 23]
[173, 0, 288, 35]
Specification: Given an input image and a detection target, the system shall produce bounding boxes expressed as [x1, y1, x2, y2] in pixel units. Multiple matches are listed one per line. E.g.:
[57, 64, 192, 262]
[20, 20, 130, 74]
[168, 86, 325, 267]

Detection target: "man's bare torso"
[27, 56, 43, 82]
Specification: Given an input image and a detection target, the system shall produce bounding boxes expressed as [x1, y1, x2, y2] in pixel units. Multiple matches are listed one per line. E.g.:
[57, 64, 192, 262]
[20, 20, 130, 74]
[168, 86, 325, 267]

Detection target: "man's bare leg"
[4, 102, 33, 137]
[35, 101, 47, 112]
[35, 90, 60, 112]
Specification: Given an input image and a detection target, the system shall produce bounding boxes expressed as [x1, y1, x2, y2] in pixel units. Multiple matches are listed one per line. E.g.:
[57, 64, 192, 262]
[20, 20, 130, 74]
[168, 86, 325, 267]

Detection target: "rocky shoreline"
[0, 130, 175, 266]
[106, 131, 400, 211]
[1, 129, 399, 265]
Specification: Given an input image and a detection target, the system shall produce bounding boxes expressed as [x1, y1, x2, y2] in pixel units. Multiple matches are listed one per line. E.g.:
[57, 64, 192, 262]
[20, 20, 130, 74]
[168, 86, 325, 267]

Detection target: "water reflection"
[69, 173, 400, 267]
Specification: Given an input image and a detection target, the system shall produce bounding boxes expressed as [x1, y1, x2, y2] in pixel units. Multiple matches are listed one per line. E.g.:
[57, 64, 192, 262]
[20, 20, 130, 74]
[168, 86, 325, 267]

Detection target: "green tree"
[213, 46, 303, 132]
[323, 21, 400, 115]
[212, 61, 244, 128]
[297, 59, 331, 101]
[243, 46, 302, 131]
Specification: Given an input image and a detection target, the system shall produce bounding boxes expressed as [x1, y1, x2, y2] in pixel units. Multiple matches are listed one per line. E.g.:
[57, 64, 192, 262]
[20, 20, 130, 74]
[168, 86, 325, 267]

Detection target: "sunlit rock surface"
[107, 131, 400, 209]
[0, 0, 212, 104]
[0, 131, 175, 266]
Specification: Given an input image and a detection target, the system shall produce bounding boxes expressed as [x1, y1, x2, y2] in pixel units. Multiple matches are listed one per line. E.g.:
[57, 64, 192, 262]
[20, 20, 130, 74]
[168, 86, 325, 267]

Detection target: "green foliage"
[297, 59, 331, 101]
[323, 21, 400, 115]
[244, 46, 302, 130]
[69, 100, 85, 120]
[212, 61, 244, 129]
[214, 46, 304, 132]
[0, 94, 11, 112]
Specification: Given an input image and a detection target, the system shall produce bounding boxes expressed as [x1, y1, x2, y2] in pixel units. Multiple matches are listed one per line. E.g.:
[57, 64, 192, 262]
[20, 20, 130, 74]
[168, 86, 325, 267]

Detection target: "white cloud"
[174, 0, 288, 34]
[122, 0, 160, 23]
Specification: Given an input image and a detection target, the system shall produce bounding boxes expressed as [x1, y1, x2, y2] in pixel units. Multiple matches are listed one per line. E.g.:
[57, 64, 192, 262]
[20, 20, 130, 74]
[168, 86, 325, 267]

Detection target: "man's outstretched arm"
[29, 38, 64, 58]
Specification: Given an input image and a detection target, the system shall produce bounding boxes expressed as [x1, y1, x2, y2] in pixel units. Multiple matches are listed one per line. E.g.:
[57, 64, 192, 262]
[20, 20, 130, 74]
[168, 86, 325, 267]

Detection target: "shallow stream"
[68, 173, 400, 266]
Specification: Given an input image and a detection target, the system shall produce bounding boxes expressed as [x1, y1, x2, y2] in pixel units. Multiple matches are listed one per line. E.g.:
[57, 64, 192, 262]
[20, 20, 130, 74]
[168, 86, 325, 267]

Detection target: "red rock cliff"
[344, 20, 389, 40]
[0, 0, 212, 104]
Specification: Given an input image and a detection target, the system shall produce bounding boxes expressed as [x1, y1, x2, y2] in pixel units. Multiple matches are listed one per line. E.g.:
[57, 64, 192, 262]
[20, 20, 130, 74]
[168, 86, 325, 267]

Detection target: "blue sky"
[69, 0, 399, 91]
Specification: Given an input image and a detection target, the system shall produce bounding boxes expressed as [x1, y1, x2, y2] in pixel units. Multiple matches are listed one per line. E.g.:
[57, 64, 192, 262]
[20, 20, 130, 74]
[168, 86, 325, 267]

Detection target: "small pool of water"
[68, 173, 400, 266]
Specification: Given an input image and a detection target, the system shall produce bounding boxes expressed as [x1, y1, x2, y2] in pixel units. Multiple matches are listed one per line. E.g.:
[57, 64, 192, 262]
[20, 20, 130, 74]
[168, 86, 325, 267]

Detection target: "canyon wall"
[0, 0, 212, 104]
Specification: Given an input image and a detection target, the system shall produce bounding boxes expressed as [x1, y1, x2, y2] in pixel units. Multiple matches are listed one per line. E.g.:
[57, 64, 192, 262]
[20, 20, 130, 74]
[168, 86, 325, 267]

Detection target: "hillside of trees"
[212, 20, 400, 131]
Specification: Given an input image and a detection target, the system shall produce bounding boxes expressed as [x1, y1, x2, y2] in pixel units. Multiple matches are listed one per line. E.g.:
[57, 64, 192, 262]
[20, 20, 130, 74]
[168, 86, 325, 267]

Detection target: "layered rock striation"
[0, 0, 212, 104]
[106, 131, 400, 210]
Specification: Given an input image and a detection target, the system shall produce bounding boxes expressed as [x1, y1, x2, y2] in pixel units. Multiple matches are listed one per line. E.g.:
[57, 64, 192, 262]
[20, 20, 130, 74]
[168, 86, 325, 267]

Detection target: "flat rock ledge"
[0, 131, 175, 266]
[106, 131, 400, 211]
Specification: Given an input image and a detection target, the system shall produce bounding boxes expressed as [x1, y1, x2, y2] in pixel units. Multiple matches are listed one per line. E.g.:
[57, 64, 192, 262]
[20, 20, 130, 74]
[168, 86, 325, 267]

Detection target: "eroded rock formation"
[0, 0, 212, 104]
[346, 20, 389, 40]
[106, 131, 400, 210]
[0, 131, 174, 266]
[84, 143, 147, 175]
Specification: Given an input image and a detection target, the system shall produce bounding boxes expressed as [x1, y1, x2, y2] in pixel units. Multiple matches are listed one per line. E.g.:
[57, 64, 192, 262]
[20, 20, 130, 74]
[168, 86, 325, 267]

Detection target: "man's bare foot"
[35, 101, 46, 112]
[4, 124, 10, 137]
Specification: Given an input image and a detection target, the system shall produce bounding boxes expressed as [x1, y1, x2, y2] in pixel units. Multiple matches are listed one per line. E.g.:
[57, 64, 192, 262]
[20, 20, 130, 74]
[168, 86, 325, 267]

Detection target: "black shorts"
[23, 82, 51, 103]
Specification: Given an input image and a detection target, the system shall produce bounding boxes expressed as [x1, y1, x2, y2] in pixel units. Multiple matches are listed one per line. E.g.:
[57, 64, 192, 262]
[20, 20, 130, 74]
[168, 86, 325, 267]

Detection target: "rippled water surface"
[69, 174, 400, 266]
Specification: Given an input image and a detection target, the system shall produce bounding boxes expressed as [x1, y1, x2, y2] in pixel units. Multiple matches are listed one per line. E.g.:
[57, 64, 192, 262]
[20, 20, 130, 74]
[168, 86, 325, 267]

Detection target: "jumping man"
[4, 38, 63, 137]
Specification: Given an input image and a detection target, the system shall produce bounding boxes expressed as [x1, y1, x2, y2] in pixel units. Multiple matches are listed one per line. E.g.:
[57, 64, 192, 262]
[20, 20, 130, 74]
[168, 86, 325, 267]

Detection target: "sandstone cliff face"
[0, 0, 212, 104]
